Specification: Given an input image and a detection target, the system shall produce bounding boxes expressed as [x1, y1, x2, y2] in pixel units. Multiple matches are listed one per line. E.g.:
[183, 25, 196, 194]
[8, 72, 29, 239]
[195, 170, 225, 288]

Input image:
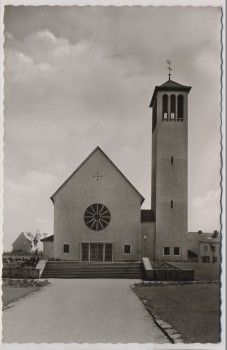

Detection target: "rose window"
[84, 203, 111, 231]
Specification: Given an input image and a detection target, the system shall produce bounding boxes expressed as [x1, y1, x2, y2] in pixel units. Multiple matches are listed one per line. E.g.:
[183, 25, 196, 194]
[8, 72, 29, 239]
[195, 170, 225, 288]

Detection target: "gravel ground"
[3, 279, 169, 344]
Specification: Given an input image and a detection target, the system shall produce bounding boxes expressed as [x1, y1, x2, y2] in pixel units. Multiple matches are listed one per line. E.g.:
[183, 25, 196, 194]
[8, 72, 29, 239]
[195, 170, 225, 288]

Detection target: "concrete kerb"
[2, 280, 55, 311]
[130, 284, 183, 344]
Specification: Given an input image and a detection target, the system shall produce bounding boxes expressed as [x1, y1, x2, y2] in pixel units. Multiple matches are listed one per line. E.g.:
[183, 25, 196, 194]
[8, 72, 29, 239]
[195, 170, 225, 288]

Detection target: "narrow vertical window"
[170, 94, 176, 120]
[152, 99, 157, 132]
[63, 244, 70, 253]
[177, 94, 184, 120]
[171, 200, 174, 208]
[162, 94, 168, 120]
[171, 156, 174, 164]
[164, 247, 170, 256]
[174, 247, 180, 255]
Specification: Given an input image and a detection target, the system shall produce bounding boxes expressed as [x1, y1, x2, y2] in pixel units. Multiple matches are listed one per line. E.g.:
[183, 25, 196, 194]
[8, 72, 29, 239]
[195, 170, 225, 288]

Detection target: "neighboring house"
[187, 231, 221, 263]
[12, 232, 32, 253]
[41, 235, 54, 259]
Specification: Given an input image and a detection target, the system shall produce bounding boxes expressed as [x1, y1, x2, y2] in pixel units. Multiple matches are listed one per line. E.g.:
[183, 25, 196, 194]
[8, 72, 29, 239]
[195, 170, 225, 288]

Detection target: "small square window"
[124, 245, 131, 254]
[202, 256, 210, 263]
[63, 244, 69, 253]
[164, 247, 170, 256]
[174, 247, 180, 255]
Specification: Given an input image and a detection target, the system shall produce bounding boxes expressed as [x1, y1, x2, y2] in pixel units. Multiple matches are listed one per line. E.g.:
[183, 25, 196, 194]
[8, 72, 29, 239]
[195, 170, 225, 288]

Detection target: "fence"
[145, 269, 194, 281]
[2, 268, 40, 279]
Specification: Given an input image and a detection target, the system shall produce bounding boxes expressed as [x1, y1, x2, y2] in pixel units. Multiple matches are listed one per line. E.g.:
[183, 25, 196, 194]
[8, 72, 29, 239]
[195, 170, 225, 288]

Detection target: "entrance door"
[105, 244, 112, 261]
[90, 243, 103, 261]
[81, 243, 89, 261]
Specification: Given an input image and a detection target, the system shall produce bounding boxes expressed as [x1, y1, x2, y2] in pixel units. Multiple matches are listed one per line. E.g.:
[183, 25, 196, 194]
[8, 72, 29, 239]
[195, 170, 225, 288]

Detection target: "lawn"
[135, 283, 220, 343]
[2, 286, 41, 307]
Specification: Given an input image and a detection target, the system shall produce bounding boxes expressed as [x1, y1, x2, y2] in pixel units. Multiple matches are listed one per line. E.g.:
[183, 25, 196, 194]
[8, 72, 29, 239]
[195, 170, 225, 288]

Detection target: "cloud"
[189, 190, 221, 232]
[5, 171, 57, 196]
[193, 190, 220, 208]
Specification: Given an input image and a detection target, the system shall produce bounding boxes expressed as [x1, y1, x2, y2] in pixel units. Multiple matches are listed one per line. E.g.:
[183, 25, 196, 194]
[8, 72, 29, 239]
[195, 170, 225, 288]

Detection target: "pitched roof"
[141, 209, 155, 222]
[149, 79, 191, 107]
[50, 146, 144, 204]
[41, 235, 54, 242]
[160, 80, 189, 89]
[12, 232, 32, 245]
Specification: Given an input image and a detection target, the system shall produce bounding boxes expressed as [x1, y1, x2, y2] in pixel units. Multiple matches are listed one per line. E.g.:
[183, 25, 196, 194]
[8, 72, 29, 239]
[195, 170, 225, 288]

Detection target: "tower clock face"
[84, 203, 111, 231]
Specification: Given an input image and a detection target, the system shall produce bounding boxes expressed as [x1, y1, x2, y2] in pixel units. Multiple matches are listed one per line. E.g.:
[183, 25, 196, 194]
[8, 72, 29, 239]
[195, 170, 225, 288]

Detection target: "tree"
[212, 230, 219, 238]
[26, 229, 42, 262]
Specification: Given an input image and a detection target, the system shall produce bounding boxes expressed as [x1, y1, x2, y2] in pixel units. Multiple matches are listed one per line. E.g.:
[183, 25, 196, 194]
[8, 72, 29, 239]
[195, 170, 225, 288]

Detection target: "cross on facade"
[93, 172, 102, 181]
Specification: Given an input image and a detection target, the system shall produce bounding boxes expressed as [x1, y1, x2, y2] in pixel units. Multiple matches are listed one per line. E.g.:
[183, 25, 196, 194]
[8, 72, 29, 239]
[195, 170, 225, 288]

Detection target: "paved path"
[3, 279, 169, 343]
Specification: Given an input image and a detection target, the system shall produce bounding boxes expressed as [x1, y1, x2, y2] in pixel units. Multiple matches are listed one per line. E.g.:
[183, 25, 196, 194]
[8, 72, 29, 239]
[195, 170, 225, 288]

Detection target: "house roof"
[50, 146, 145, 204]
[12, 232, 32, 245]
[41, 235, 54, 242]
[188, 231, 221, 244]
[149, 79, 191, 107]
[141, 209, 155, 222]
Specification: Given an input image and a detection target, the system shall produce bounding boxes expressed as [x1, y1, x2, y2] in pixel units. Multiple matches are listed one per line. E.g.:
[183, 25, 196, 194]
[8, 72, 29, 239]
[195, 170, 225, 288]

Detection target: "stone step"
[42, 275, 143, 280]
[43, 266, 142, 271]
[45, 262, 142, 266]
[41, 261, 144, 279]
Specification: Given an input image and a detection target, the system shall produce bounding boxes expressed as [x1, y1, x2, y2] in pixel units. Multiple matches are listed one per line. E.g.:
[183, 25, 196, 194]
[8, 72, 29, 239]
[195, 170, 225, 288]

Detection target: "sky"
[3, 6, 222, 251]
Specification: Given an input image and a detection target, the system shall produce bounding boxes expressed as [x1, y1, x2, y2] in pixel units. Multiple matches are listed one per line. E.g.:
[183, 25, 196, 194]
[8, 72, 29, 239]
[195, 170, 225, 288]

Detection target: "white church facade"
[42, 78, 191, 262]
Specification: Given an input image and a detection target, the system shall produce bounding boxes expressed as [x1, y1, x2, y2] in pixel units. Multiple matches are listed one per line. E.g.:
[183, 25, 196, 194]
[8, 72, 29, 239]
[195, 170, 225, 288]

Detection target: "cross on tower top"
[167, 60, 172, 80]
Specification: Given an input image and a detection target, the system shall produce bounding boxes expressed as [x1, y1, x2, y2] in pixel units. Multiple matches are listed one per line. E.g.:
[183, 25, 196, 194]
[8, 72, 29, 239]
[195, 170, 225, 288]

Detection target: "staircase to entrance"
[41, 261, 144, 279]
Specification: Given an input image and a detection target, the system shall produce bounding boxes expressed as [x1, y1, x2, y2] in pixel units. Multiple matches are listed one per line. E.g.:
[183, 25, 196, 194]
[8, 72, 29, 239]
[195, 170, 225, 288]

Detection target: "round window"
[84, 203, 111, 231]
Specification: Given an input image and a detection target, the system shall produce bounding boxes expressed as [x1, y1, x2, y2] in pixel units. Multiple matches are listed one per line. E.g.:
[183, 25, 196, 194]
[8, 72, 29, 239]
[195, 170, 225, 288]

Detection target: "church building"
[42, 77, 191, 263]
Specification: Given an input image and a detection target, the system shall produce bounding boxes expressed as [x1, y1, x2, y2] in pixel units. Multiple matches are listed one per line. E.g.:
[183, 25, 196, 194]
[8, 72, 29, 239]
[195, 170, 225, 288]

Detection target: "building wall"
[153, 91, 188, 261]
[43, 241, 54, 259]
[187, 233, 200, 256]
[198, 242, 221, 263]
[151, 126, 157, 215]
[52, 149, 142, 261]
[12, 233, 32, 253]
[141, 222, 156, 261]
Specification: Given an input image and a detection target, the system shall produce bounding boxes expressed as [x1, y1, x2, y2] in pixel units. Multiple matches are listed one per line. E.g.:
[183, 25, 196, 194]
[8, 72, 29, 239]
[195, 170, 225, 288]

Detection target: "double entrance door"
[81, 242, 113, 262]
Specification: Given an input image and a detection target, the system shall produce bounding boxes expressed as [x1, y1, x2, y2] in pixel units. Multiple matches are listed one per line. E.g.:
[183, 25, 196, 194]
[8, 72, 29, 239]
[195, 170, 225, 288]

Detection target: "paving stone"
[161, 323, 172, 329]
[174, 338, 183, 343]
[171, 333, 182, 339]
[167, 328, 178, 334]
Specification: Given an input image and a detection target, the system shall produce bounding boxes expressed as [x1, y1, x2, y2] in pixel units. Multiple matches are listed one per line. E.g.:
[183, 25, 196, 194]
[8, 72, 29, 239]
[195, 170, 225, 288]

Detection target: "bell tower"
[149, 68, 191, 261]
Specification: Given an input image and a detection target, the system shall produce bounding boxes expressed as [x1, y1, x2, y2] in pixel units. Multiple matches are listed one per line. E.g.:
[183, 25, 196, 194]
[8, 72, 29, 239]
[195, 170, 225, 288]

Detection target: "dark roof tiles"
[141, 209, 155, 222]
[150, 79, 191, 107]
[41, 235, 54, 242]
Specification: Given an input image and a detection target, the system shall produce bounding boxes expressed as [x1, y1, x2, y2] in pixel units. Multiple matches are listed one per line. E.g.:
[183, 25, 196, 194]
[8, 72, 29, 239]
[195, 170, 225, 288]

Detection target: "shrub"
[35, 280, 43, 287]
[8, 279, 16, 286]
[22, 278, 29, 287]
